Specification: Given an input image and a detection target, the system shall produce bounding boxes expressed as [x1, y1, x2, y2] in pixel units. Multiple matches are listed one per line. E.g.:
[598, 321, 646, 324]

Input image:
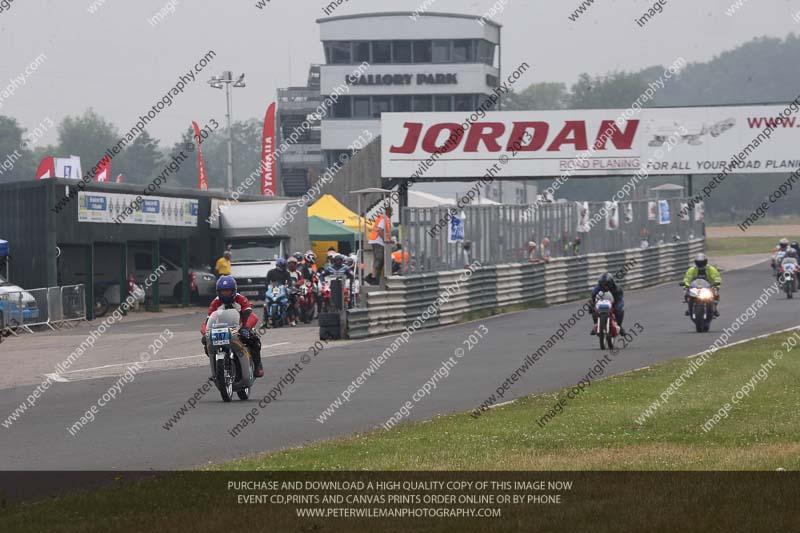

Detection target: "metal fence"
[400, 197, 704, 273]
[0, 284, 86, 334]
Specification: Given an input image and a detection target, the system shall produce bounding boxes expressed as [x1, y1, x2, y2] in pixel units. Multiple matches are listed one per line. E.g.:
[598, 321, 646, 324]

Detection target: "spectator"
[366, 205, 393, 285]
[540, 237, 551, 263]
[561, 231, 571, 256]
[215, 251, 232, 277]
[462, 240, 473, 268]
[571, 235, 582, 256]
[526, 241, 538, 262]
[392, 243, 410, 274]
[640, 227, 650, 249]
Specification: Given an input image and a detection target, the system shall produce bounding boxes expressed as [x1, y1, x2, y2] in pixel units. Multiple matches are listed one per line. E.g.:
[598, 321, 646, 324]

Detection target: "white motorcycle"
[594, 291, 619, 350]
[205, 308, 256, 402]
[779, 262, 798, 299]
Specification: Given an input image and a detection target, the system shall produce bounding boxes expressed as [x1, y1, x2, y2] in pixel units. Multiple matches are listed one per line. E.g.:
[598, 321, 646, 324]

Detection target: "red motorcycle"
[319, 279, 331, 313]
[296, 278, 318, 323]
[318, 276, 351, 312]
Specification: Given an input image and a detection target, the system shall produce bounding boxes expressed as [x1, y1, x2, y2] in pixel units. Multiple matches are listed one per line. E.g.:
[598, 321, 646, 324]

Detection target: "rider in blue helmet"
[590, 272, 626, 337]
[264, 257, 294, 327]
[216, 275, 237, 304]
[266, 257, 292, 287]
[200, 275, 264, 377]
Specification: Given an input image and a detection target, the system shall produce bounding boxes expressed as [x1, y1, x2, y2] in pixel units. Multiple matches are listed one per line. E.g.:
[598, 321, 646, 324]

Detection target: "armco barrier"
[347, 239, 704, 339]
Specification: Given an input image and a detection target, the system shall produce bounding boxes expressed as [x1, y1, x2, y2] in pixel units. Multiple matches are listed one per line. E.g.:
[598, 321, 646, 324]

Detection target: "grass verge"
[222, 329, 799, 471]
[1, 331, 798, 532]
[706, 236, 779, 257]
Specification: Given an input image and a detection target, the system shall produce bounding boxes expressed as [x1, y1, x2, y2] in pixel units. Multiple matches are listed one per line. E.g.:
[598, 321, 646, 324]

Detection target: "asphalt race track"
[0, 260, 793, 469]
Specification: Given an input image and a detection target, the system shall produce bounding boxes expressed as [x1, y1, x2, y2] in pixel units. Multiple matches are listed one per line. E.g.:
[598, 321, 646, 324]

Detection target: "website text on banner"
[381, 104, 800, 179]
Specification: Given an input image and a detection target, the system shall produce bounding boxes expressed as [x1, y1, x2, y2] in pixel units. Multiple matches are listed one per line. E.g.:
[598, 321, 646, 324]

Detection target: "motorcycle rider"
[590, 273, 626, 337]
[681, 253, 722, 318]
[287, 256, 302, 282]
[266, 257, 292, 287]
[301, 251, 317, 281]
[778, 248, 799, 282]
[200, 276, 264, 378]
[318, 254, 355, 310]
[264, 258, 293, 327]
[791, 241, 800, 256]
[322, 253, 354, 282]
[772, 238, 790, 272]
[322, 254, 354, 287]
[286, 257, 302, 326]
[781, 247, 799, 267]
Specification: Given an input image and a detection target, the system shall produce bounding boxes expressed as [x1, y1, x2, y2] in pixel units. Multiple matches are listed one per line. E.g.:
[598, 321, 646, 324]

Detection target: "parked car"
[130, 252, 216, 303]
[0, 274, 40, 327]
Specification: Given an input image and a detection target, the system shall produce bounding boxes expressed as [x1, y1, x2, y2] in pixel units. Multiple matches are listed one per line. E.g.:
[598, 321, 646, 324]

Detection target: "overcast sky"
[0, 0, 795, 147]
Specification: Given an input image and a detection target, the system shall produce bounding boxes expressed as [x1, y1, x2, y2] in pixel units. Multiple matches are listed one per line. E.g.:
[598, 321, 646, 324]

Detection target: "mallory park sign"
[345, 73, 458, 86]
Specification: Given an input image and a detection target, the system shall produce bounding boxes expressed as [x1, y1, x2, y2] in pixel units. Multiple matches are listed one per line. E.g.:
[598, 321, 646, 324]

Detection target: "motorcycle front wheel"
[694, 303, 706, 333]
[599, 318, 608, 350]
[216, 359, 233, 402]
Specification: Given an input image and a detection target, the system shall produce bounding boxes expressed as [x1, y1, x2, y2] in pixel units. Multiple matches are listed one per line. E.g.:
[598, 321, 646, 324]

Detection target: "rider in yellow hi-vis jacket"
[682, 253, 721, 317]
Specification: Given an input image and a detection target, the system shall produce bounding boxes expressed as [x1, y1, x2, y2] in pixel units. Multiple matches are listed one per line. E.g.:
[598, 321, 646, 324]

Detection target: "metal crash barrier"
[347, 239, 704, 339]
[0, 284, 86, 334]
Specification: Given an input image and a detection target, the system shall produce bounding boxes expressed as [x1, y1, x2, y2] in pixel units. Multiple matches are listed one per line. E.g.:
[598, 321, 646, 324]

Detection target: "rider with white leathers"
[589, 273, 626, 337]
[778, 248, 799, 280]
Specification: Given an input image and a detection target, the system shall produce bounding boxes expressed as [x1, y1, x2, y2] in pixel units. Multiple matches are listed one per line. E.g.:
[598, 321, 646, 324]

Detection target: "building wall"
[0, 179, 308, 289]
[0, 180, 55, 289]
[315, 137, 384, 214]
[317, 13, 500, 42]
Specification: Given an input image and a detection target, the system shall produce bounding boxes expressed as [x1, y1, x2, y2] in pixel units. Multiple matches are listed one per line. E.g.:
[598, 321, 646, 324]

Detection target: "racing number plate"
[211, 327, 231, 346]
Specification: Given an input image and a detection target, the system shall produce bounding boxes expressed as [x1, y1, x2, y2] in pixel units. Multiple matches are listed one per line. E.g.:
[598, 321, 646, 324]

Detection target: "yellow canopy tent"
[308, 194, 370, 231]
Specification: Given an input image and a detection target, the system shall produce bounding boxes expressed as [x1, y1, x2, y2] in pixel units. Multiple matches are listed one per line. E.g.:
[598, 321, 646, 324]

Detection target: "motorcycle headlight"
[698, 288, 713, 300]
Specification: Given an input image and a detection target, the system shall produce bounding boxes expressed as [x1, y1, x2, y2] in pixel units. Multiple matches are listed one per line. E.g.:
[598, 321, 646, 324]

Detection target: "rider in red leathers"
[200, 275, 264, 378]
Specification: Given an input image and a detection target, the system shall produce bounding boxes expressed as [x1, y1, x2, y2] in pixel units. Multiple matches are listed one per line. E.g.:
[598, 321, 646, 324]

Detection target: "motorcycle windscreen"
[207, 309, 240, 329]
[691, 279, 711, 289]
[597, 291, 614, 303]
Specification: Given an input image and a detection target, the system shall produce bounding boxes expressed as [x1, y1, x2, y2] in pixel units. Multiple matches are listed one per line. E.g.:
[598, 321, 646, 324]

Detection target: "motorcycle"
[318, 274, 352, 311]
[319, 279, 332, 313]
[297, 278, 317, 324]
[204, 308, 255, 402]
[265, 282, 288, 328]
[286, 280, 301, 326]
[594, 291, 619, 350]
[93, 281, 145, 318]
[684, 279, 717, 333]
[779, 262, 798, 299]
[772, 250, 787, 276]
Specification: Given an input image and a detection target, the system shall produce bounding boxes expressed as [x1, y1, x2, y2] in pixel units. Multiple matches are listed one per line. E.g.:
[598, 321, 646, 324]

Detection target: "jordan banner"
[382, 104, 800, 178]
